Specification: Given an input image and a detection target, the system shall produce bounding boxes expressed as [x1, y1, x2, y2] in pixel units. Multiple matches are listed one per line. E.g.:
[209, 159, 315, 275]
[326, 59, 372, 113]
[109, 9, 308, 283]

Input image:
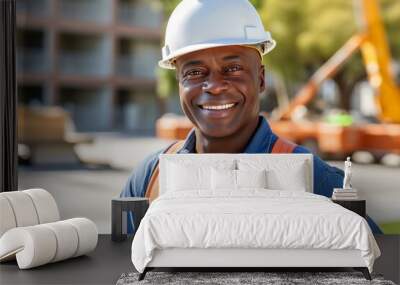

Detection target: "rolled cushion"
[0, 226, 57, 268]
[0, 189, 60, 238]
[0, 196, 17, 237]
[42, 221, 79, 262]
[0, 218, 98, 269]
[65, 218, 98, 257]
[24, 188, 60, 223]
[0, 191, 39, 228]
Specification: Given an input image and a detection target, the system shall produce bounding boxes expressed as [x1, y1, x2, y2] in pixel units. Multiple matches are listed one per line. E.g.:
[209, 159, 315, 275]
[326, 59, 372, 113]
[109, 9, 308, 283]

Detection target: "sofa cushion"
[166, 159, 235, 192]
[237, 157, 310, 192]
[211, 168, 236, 190]
[211, 168, 268, 191]
[237, 169, 268, 189]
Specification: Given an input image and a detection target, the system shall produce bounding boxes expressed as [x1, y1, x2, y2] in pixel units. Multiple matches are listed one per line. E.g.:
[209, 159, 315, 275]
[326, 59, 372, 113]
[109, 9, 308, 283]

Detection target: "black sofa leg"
[138, 268, 148, 281]
[354, 267, 371, 280]
[362, 268, 372, 281]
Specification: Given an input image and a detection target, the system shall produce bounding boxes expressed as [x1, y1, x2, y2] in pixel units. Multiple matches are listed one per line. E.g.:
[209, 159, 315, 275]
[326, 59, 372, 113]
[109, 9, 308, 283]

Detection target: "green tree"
[156, 0, 180, 102]
[260, 0, 400, 105]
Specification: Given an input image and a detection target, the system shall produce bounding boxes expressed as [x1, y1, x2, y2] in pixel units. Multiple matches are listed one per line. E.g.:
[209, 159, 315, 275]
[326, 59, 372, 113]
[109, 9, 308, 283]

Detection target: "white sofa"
[0, 189, 98, 269]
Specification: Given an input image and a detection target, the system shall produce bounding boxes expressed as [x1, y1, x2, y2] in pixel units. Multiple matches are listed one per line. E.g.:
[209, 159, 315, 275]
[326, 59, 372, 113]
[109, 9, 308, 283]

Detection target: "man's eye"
[225, 65, 242, 73]
[184, 70, 203, 78]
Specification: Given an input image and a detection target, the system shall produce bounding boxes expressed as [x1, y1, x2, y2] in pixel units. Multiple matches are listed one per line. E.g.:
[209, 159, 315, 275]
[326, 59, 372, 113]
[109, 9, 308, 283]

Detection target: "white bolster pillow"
[23, 188, 60, 223]
[64, 218, 98, 257]
[0, 189, 60, 237]
[0, 196, 17, 237]
[0, 218, 98, 269]
[0, 191, 39, 228]
[0, 225, 57, 268]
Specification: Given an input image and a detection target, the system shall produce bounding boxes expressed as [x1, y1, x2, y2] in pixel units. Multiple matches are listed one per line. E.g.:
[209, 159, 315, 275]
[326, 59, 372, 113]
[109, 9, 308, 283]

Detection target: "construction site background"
[16, 0, 400, 234]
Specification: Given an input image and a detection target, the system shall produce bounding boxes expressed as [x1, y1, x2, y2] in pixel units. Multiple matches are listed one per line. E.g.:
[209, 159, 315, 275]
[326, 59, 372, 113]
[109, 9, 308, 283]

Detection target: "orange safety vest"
[145, 137, 296, 202]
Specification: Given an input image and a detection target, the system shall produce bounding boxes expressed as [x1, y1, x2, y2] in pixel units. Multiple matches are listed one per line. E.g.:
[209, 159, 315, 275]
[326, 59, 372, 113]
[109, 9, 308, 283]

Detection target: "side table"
[332, 199, 366, 218]
[111, 197, 149, 242]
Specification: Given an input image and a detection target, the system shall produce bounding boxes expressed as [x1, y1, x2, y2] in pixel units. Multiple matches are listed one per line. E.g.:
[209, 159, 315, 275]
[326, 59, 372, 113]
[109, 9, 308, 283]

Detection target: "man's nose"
[202, 72, 228, 95]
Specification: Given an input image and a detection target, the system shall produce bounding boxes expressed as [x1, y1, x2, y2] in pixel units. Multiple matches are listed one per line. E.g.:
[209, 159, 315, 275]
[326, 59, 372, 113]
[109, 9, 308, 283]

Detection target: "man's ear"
[259, 64, 265, 93]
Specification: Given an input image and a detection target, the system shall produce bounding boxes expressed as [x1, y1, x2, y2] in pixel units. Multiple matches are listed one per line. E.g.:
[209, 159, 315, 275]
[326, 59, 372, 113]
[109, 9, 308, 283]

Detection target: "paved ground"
[18, 136, 400, 234]
[19, 136, 174, 234]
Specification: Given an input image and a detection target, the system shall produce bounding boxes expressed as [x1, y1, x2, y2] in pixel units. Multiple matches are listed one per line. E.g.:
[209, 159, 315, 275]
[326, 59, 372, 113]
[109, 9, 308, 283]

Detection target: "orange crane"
[268, 0, 400, 157]
[278, 0, 400, 122]
[156, 0, 400, 158]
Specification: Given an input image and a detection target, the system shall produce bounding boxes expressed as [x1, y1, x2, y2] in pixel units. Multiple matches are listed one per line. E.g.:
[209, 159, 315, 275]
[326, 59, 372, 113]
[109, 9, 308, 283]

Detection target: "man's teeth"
[202, 103, 235, 110]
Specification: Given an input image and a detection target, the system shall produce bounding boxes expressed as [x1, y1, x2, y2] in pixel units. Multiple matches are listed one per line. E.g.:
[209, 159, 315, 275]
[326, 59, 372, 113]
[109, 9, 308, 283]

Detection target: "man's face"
[175, 45, 265, 138]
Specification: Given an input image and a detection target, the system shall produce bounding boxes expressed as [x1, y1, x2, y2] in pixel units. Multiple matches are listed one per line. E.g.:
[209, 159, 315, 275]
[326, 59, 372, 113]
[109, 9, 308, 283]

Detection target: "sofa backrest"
[159, 154, 313, 194]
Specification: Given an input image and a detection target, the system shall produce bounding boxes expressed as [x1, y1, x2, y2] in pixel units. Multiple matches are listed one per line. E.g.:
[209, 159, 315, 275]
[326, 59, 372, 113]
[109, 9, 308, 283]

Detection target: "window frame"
[0, 0, 17, 192]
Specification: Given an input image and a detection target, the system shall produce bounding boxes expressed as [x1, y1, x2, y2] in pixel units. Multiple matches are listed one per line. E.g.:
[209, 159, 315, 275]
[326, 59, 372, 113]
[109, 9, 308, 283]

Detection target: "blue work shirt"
[121, 115, 382, 233]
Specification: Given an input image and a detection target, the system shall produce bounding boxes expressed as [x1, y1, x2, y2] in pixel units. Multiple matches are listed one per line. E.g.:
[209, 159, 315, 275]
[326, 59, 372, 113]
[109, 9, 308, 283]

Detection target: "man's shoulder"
[132, 141, 180, 175]
[292, 144, 310, 154]
[130, 147, 167, 175]
[139, 148, 165, 170]
[120, 144, 173, 197]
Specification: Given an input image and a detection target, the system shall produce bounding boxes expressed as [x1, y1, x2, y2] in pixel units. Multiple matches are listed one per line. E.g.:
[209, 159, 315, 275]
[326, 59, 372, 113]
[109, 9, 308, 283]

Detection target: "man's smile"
[198, 103, 237, 110]
[195, 100, 240, 119]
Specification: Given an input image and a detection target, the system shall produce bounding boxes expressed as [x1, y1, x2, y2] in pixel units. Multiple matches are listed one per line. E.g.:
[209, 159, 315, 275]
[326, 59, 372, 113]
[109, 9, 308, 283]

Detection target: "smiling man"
[121, 0, 382, 233]
[177, 45, 264, 154]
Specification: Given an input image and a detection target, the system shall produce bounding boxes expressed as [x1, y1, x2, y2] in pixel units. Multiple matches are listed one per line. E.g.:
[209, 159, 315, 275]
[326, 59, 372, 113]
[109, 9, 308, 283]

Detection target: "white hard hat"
[159, 0, 276, 69]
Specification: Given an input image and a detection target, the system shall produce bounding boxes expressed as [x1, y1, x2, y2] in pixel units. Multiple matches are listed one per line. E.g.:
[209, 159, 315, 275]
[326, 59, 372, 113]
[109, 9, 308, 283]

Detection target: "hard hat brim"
[158, 38, 276, 70]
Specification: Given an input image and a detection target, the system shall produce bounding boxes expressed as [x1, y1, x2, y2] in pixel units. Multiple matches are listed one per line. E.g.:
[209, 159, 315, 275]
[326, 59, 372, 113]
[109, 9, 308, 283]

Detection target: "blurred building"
[16, 0, 163, 133]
